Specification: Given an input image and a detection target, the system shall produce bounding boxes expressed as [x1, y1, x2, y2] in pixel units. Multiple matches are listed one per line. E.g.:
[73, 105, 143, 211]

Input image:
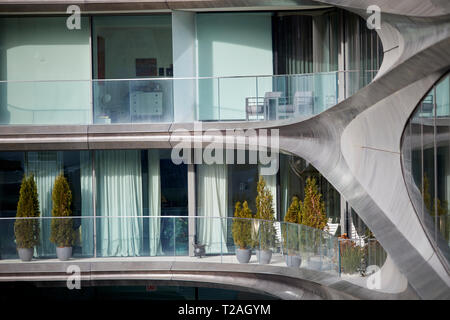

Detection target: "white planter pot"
[236, 248, 252, 264]
[285, 255, 302, 268]
[18, 248, 33, 261]
[255, 249, 272, 264]
[56, 247, 72, 261]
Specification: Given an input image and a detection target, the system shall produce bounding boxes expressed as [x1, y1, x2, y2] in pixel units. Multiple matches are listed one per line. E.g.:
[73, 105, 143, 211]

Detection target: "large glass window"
[280, 154, 340, 229]
[0, 151, 93, 259]
[94, 149, 187, 257]
[0, 152, 24, 259]
[92, 15, 173, 124]
[93, 15, 172, 80]
[402, 74, 450, 265]
[196, 12, 273, 120]
[0, 17, 91, 125]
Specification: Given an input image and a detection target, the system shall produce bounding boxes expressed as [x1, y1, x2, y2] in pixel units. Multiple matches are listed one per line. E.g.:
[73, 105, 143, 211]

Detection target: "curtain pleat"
[96, 150, 143, 257]
[80, 151, 93, 256]
[197, 164, 228, 254]
[148, 149, 162, 256]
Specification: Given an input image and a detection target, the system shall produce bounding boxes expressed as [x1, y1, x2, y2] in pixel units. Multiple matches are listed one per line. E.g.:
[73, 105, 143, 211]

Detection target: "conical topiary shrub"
[300, 177, 327, 230]
[254, 176, 277, 260]
[232, 201, 254, 263]
[50, 173, 75, 260]
[14, 174, 40, 261]
[283, 196, 301, 255]
[232, 201, 253, 249]
[300, 177, 327, 259]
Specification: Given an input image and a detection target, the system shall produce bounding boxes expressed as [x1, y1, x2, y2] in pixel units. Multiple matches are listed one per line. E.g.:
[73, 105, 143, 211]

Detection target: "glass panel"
[93, 79, 173, 124]
[92, 15, 172, 80]
[219, 77, 256, 121]
[0, 17, 91, 125]
[0, 218, 18, 259]
[402, 74, 450, 265]
[160, 217, 175, 256]
[160, 153, 188, 217]
[175, 217, 189, 256]
[435, 77, 450, 253]
[0, 151, 93, 259]
[197, 77, 219, 121]
[227, 162, 258, 217]
[0, 81, 91, 125]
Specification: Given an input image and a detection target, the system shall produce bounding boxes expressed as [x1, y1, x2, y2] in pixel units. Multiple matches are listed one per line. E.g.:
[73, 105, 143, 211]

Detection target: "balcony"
[0, 71, 377, 126]
[0, 215, 387, 286]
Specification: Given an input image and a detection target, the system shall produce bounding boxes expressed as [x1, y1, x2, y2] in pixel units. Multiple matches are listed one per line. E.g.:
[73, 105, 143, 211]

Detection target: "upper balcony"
[0, 70, 377, 126]
[0, 10, 382, 128]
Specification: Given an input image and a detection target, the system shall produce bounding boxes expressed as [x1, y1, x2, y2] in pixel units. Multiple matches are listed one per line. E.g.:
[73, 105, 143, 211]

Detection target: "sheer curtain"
[95, 150, 143, 257]
[80, 151, 93, 256]
[313, 12, 339, 113]
[26, 151, 63, 257]
[197, 164, 228, 254]
[148, 149, 162, 256]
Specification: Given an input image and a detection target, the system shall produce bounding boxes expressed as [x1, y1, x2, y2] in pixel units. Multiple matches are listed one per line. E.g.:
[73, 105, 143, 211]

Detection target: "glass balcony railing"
[0, 216, 340, 276]
[338, 237, 387, 276]
[0, 70, 377, 125]
[0, 215, 389, 288]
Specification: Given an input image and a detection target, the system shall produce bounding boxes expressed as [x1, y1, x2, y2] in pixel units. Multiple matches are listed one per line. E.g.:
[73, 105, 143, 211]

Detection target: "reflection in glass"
[402, 74, 450, 265]
[280, 154, 340, 229]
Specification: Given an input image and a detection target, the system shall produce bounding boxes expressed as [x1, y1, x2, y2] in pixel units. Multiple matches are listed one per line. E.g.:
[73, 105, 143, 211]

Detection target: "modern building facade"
[0, 0, 448, 300]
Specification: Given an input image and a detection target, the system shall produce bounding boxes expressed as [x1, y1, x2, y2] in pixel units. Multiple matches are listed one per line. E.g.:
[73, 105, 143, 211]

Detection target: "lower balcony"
[0, 215, 392, 298]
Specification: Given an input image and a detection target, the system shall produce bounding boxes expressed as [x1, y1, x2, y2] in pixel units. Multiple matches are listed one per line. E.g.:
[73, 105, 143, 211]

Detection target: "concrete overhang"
[0, 258, 419, 300]
[0, 0, 328, 14]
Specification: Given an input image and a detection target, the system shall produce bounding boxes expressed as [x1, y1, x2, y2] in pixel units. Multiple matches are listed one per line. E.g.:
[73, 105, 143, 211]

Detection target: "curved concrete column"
[273, 0, 450, 298]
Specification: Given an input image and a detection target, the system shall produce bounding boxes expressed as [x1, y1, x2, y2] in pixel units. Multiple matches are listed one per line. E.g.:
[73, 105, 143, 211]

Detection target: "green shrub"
[300, 177, 327, 230]
[14, 174, 40, 248]
[50, 173, 75, 247]
[283, 196, 301, 254]
[340, 239, 364, 274]
[232, 201, 253, 249]
[254, 176, 277, 251]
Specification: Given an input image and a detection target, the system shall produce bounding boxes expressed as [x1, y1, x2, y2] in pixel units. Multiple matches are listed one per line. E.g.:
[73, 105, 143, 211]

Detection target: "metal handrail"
[0, 70, 379, 83]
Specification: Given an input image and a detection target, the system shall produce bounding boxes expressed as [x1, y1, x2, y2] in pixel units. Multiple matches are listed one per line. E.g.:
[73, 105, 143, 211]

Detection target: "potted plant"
[232, 201, 253, 263]
[14, 174, 40, 261]
[338, 234, 364, 275]
[254, 176, 276, 264]
[283, 196, 302, 268]
[50, 173, 75, 261]
[300, 177, 327, 270]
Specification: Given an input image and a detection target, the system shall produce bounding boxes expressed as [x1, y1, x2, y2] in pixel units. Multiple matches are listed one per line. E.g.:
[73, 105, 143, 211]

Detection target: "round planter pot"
[285, 255, 302, 268]
[17, 248, 33, 261]
[56, 247, 72, 261]
[236, 248, 252, 264]
[255, 249, 272, 264]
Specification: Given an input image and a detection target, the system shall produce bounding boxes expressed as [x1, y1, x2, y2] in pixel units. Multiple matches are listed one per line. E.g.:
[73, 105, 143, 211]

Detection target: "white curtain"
[148, 149, 162, 256]
[26, 151, 63, 257]
[80, 151, 93, 256]
[197, 164, 228, 254]
[95, 150, 143, 257]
